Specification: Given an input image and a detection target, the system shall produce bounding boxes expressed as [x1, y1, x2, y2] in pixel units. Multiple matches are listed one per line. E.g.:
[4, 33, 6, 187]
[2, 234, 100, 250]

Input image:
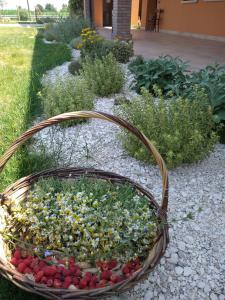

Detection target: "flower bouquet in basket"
[0, 112, 169, 299]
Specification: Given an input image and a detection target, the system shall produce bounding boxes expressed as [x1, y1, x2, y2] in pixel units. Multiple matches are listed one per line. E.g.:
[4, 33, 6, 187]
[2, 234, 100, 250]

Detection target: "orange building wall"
[131, 0, 140, 27]
[93, 0, 103, 27]
[158, 0, 225, 37]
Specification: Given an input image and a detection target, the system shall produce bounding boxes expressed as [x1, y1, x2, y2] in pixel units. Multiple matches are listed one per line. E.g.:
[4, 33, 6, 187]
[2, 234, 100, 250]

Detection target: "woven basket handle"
[0, 111, 168, 212]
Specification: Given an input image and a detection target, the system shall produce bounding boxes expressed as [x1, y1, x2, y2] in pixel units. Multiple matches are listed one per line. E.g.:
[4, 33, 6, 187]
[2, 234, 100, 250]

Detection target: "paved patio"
[99, 28, 225, 70]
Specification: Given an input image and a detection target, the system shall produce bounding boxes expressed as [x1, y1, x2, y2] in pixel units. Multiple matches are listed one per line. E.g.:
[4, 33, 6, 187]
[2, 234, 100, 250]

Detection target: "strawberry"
[17, 262, 26, 273]
[29, 258, 39, 269]
[62, 268, 71, 277]
[24, 267, 32, 274]
[58, 259, 65, 265]
[90, 275, 98, 284]
[53, 279, 62, 289]
[41, 276, 48, 284]
[10, 257, 19, 267]
[110, 274, 119, 283]
[23, 258, 32, 266]
[13, 249, 21, 260]
[35, 270, 44, 283]
[89, 282, 96, 289]
[39, 261, 47, 269]
[84, 272, 92, 283]
[46, 278, 53, 287]
[43, 266, 57, 277]
[69, 265, 76, 274]
[20, 250, 28, 259]
[33, 266, 40, 274]
[107, 260, 117, 270]
[100, 270, 112, 280]
[58, 266, 64, 273]
[75, 268, 81, 277]
[54, 273, 61, 280]
[122, 266, 130, 274]
[69, 257, 75, 265]
[79, 278, 88, 289]
[73, 277, 79, 286]
[62, 281, 71, 289]
[64, 276, 72, 285]
[101, 262, 109, 271]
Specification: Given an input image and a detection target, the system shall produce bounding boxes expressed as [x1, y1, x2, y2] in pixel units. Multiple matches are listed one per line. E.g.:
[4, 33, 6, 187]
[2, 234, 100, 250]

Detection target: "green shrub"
[41, 76, 95, 126]
[111, 40, 133, 63]
[80, 29, 133, 63]
[43, 17, 89, 43]
[117, 86, 218, 169]
[68, 60, 82, 75]
[81, 53, 124, 97]
[188, 64, 225, 123]
[129, 55, 188, 95]
[70, 36, 82, 49]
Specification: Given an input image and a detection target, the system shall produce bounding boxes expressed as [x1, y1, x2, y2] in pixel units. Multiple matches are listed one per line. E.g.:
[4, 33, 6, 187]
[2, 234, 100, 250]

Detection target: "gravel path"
[34, 54, 225, 300]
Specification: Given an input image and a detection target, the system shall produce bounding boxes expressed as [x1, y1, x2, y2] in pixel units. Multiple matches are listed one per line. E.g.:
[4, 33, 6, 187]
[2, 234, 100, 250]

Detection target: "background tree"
[60, 3, 68, 15]
[45, 3, 57, 12]
[68, 0, 83, 16]
[36, 4, 44, 12]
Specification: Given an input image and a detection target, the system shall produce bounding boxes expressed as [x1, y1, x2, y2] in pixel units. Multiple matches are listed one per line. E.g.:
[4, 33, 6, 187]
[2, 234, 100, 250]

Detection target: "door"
[103, 0, 113, 27]
[147, 0, 157, 31]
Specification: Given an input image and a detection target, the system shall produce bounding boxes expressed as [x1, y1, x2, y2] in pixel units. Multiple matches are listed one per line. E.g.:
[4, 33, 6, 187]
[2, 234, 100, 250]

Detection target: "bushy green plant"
[117, 87, 218, 169]
[41, 76, 95, 126]
[70, 36, 82, 49]
[111, 40, 133, 63]
[7, 177, 158, 262]
[188, 64, 225, 123]
[68, 60, 82, 75]
[44, 17, 89, 43]
[81, 53, 124, 97]
[80, 30, 133, 63]
[129, 55, 189, 95]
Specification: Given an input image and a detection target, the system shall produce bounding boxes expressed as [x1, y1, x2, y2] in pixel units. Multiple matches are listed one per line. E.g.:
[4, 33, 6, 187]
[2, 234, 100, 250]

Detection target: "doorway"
[103, 0, 113, 27]
[146, 0, 158, 31]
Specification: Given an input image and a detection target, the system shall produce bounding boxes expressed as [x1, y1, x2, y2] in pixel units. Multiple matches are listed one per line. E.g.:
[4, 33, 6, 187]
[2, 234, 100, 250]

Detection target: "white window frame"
[181, 0, 198, 3]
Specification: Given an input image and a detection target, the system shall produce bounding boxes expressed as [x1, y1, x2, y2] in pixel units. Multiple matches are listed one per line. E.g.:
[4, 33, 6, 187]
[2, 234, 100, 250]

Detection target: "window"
[181, 0, 198, 3]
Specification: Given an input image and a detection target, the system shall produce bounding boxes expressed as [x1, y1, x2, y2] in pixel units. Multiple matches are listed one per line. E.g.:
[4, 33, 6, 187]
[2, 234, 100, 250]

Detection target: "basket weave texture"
[0, 111, 169, 300]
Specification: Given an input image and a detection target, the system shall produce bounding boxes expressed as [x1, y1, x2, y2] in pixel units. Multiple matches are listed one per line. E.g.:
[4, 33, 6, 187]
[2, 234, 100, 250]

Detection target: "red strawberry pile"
[10, 249, 141, 290]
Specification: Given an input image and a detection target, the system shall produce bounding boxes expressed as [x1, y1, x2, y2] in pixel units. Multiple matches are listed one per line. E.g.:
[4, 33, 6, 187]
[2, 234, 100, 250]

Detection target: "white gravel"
[33, 52, 225, 300]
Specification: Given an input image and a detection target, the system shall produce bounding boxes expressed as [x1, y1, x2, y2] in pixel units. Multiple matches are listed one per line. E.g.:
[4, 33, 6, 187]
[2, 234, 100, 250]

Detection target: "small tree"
[68, 0, 83, 16]
[45, 3, 57, 12]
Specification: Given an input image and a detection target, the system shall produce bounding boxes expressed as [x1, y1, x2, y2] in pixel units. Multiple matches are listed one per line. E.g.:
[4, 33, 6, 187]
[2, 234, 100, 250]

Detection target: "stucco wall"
[131, 0, 140, 27]
[158, 0, 225, 37]
[93, 0, 103, 27]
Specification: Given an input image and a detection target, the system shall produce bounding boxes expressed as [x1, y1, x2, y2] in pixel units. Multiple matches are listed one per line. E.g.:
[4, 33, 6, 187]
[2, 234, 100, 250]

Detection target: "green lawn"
[0, 27, 71, 299]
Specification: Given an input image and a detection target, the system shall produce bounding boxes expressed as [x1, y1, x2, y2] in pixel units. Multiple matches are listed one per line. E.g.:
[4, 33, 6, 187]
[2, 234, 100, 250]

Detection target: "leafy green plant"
[111, 40, 133, 63]
[44, 17, 89, 43]
[7, 177, 158, 263]
[117, 86, 218, 169]
[81, 53, 124, 97]
[68, 60, 82, 75]
[41, 76, 95, 126]
[129, 55, 189, 95]
[188, 64, 225, 123]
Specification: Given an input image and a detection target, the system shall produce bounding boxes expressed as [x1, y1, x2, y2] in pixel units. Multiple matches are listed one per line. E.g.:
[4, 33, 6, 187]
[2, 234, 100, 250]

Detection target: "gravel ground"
[33, 52, 225, 300]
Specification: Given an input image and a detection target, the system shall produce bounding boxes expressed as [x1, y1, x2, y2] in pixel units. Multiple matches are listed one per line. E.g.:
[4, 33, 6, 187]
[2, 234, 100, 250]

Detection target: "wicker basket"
[0, 111, 169, 300]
